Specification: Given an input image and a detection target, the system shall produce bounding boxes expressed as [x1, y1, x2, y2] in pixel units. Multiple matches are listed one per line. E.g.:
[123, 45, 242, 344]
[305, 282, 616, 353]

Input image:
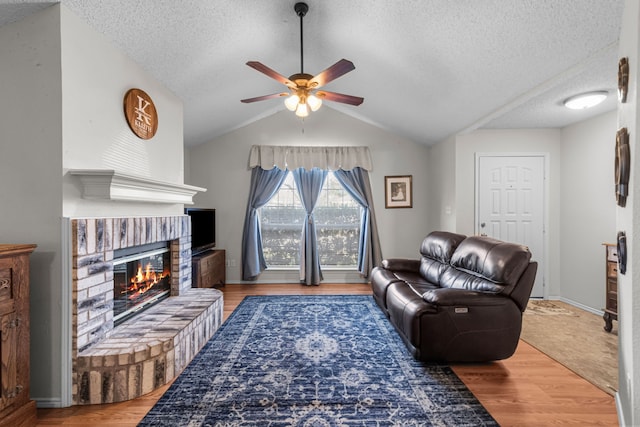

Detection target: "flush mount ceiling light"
[241, 2, 363, 118]
[563, 91, 608, 110]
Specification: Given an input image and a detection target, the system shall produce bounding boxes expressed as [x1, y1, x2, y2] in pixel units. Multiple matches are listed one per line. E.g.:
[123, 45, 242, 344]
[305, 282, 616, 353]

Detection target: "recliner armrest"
[422, 288, 510, 307]
[381, 258, 421, 272]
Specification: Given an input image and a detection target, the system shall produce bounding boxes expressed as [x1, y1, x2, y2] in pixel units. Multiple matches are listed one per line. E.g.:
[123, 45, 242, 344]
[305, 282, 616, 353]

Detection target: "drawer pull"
[0, 278, 9, 290]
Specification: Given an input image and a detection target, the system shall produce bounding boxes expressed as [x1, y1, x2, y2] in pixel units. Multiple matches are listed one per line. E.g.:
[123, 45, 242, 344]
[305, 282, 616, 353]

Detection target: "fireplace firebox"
[113, 242, 171, 326]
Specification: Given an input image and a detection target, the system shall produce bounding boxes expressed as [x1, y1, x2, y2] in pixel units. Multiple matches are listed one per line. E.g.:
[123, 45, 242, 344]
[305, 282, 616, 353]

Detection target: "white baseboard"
[227, 269, 368, 285]
[615, 392, 626, 427]
[34, 397, 64, 408]
[556, 296, 603, 316]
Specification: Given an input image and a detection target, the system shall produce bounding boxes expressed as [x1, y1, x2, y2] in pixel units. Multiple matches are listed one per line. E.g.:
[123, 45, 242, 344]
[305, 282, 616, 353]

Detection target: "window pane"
[260, 174, 303, 266]
[315, 173, 361, 267]
[259, 171, 361, 268]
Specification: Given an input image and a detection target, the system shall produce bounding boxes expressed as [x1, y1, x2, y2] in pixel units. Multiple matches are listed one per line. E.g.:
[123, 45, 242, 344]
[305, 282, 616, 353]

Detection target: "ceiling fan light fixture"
[285, 94, 300, 111]
[563, 91, 608, 110]
[307, 94, 322, 111]
[295, 102, 309, 118]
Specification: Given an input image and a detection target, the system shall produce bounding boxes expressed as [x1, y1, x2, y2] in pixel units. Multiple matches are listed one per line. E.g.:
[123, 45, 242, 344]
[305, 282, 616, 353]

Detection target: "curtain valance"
[248, 145, 373, 171]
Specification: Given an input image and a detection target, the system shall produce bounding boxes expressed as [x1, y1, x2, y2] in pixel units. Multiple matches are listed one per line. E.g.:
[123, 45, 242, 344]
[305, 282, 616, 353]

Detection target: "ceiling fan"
[241, 2, 363, 117]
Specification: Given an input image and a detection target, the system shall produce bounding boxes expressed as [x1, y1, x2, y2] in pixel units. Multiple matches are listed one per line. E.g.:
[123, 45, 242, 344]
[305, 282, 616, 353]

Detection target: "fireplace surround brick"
[70, 216, 223, 404]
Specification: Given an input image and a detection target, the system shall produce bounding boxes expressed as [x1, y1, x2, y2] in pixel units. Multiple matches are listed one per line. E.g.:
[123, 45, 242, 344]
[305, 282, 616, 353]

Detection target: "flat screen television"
[185, 208, 216, 255]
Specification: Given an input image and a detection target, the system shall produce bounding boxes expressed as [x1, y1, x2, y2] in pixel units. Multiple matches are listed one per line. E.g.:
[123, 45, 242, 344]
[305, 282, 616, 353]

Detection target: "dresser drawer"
[607, 262, 618, 278]
[0, 260, 15, 315]
[0, 267, 12, 302]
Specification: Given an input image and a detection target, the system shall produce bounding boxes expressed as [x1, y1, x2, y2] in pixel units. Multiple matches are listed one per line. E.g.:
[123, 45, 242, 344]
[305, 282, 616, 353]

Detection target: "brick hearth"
[70, 216, 223, 404]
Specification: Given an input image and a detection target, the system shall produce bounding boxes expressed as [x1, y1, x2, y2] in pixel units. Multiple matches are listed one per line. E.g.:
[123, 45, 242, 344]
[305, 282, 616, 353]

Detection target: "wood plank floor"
[36, 284, 619, 426]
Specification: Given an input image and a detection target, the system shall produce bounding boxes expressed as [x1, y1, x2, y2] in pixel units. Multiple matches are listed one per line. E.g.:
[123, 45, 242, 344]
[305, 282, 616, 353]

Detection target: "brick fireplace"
[70, 215, 223, 404]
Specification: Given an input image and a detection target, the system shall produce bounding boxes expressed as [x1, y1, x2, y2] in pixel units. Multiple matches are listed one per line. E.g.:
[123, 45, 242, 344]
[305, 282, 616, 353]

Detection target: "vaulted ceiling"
[0, 0, 624, 147]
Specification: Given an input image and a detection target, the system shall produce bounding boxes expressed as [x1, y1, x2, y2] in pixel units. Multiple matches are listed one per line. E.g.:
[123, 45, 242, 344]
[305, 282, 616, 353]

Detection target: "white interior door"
[476, 155, 545, 298]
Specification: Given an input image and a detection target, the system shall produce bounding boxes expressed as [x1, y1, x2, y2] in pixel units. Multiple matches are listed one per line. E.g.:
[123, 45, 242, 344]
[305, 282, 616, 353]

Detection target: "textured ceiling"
[0, 0, 624, 147]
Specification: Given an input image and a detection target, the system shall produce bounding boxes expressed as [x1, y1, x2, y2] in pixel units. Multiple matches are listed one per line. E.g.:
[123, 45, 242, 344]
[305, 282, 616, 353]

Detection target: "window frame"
[259, 171, 361, 270]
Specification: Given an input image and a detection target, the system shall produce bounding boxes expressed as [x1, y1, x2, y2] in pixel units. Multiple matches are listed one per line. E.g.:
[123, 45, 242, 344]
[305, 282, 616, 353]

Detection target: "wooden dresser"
[192, 249, 225, 288]
[602, 243, 618, 333]
[0, 244, 37, 427]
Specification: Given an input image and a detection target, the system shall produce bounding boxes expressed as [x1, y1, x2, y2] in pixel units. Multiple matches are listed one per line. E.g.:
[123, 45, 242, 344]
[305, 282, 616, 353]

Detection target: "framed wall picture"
[385, 175, 412, 208]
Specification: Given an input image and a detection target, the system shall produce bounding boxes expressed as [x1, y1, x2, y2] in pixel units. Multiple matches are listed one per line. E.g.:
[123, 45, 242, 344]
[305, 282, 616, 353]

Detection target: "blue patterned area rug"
[139, 295, 497, 426]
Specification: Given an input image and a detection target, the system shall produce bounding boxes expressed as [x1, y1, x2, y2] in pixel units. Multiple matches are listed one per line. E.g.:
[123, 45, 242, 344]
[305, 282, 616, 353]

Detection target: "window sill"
[266, 266, 359, 271]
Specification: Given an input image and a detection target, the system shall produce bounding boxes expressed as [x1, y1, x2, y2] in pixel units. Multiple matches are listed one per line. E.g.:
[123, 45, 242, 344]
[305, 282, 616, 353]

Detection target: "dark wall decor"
[618, 57, 629, 103]
[617, 231, 627, 275]
[615, 127, 630, 207]
[123, 88, 158, 140]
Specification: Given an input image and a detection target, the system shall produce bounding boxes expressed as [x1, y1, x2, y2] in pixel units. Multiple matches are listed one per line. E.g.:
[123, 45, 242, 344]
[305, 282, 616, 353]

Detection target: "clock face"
[123, 88, 158, 140]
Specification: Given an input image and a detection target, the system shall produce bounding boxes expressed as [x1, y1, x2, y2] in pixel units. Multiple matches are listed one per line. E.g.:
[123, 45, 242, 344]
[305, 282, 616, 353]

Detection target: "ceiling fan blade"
[309, 59, 356, 88]
[317, 90, 364, 106]
[246, 61, 296, 88]
[241, 92, 288, 103]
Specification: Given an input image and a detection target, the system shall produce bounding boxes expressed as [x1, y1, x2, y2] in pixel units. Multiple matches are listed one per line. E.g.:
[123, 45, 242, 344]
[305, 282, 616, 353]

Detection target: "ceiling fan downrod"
[294, 2, 308, 74]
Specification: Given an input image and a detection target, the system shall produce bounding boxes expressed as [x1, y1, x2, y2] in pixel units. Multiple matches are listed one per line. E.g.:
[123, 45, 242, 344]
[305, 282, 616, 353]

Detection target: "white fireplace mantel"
[68, 169, 206, 204]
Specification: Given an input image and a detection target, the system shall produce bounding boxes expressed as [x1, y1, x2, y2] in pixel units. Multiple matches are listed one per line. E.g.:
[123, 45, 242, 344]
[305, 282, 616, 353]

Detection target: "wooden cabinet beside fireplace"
[0, 244, 37, 427]
[192, 249, 225, 288]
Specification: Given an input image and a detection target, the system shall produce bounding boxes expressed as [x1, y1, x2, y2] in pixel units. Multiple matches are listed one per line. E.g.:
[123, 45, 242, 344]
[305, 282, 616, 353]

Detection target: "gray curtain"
[334, 167, 383, 278]
[241, 167, 288, 281]
[292, 167, 328, 285]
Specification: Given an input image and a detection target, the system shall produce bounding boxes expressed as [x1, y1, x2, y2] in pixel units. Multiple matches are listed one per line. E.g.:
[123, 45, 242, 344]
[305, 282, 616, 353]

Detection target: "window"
[260, 171, 361, 268]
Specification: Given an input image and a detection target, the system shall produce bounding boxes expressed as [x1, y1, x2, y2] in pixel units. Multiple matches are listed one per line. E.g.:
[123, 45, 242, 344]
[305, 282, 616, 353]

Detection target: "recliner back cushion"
[420, 231, 467, 263]
[419, 231, 466, 283]
[442, 236, 531, 294]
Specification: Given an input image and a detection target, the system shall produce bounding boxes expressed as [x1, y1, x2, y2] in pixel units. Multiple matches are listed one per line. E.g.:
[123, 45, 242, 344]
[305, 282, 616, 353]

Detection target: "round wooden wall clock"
[615, 127, 630, 207]
[618, 57, 629, 103]
[123, 88, 158, 139]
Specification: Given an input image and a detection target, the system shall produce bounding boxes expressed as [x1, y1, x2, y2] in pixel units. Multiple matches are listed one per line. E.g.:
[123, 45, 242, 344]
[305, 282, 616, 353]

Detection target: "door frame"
[474, 152, 549, 299]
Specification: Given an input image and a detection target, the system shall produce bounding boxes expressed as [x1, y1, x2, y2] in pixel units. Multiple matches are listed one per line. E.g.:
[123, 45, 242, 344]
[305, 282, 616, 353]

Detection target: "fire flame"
[122, 262, 169, 299]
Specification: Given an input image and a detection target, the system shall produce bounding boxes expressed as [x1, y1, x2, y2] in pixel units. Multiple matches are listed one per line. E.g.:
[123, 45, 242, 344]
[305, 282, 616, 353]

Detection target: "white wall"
[60, 6, 185, 219]
[616, 1, 640, 423]
[1, 4, 187, 406]
[186, 107, 431, 283]
[560, 111, 617, 310]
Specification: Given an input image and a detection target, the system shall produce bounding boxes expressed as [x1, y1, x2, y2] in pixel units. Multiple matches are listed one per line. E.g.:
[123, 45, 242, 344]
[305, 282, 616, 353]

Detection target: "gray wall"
[0, 6, 64, 407]
[426, 135, 457, 232]
[560, 111, 616, 310]
[188, 104, 617, 313]
[426, 118, 617, 309]
[186, 107, 431, 283]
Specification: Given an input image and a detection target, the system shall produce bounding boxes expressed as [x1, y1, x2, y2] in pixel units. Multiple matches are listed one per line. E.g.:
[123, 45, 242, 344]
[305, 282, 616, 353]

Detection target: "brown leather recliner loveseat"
[371, 231, 537, 362]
